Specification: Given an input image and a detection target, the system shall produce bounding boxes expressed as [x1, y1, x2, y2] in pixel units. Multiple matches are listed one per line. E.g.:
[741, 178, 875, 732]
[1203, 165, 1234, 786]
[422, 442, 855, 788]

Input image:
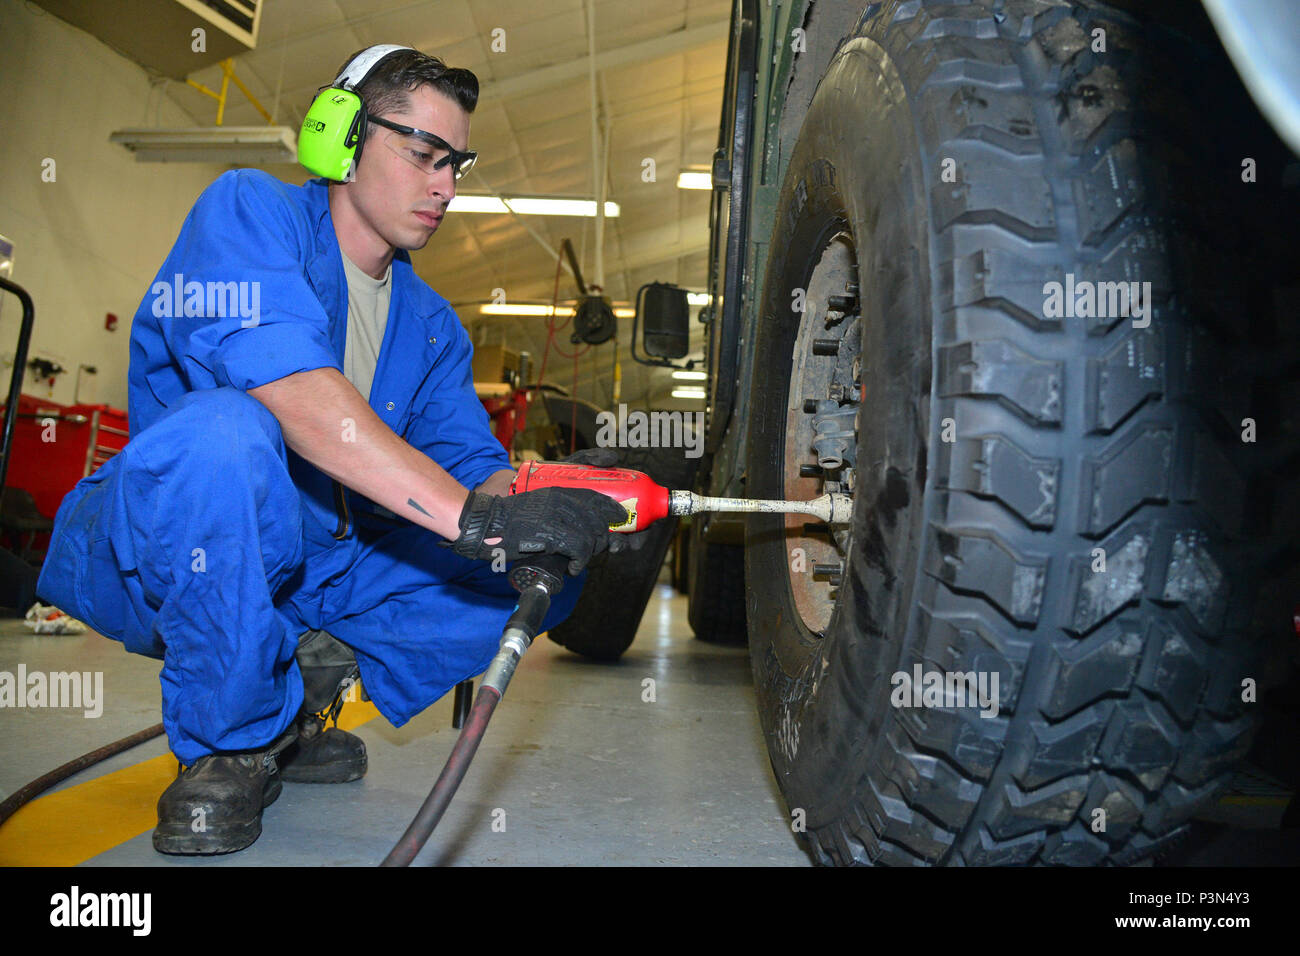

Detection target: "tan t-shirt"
[339, 251, 393, 403]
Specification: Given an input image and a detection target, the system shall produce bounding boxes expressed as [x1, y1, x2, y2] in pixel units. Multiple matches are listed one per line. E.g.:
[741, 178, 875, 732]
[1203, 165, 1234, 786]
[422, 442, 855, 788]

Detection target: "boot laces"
[311, 673, 357, 729]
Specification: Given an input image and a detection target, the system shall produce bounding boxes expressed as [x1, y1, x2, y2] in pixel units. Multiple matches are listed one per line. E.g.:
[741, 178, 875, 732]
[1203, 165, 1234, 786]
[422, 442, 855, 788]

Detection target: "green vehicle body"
[700, 0, 865, 508]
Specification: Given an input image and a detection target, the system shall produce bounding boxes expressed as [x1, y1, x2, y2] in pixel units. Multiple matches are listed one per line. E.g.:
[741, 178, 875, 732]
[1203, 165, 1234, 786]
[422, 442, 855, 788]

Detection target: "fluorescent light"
[676, 171, 712, 190]
[672, 370, 707, 380]
[507, 197, 619, 217]
[451, 195, 511, 213]
[109, 127, 298, 164]
[686, 292, 711, 306]
[479, 303, 636, 318]
[672, 387, 706, 399]
[449, 195, 620, 217]
[480, 304, 571, 316]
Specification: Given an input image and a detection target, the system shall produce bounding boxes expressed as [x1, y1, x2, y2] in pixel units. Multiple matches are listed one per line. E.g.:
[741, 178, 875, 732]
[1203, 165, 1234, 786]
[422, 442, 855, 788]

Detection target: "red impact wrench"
[510, 459, 854, 529]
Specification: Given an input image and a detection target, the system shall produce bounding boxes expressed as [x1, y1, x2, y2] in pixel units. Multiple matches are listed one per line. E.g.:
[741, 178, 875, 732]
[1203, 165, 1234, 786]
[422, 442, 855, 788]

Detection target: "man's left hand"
[560, 447, 652, 552]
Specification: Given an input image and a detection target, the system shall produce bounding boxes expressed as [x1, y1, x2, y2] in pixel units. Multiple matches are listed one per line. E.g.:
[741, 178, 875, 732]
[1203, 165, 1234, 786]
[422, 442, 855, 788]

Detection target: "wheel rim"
[782, 231, 860, 635]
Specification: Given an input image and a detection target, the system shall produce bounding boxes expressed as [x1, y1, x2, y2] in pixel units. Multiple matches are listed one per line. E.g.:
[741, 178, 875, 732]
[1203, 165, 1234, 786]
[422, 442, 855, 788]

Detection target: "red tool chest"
[0, 394, 129, 521]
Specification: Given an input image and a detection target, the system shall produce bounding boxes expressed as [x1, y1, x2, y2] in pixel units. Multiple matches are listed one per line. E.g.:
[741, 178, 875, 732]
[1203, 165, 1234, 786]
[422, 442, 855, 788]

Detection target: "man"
[37, 46, 629, 855]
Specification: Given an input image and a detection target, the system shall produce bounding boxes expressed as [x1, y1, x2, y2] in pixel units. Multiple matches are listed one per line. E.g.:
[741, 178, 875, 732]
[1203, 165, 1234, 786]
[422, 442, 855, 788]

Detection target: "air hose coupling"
[482, 554, 569, 696]
[482, 627, 532, 696]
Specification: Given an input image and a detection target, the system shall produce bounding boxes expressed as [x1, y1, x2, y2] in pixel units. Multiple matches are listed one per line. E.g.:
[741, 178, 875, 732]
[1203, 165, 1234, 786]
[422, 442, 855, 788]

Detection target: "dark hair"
[334, 48, 479, 134]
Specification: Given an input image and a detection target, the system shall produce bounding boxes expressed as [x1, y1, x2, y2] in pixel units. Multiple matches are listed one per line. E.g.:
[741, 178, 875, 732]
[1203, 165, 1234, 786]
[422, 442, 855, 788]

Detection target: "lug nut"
[799, 463, 823, 477]
[827, 293, 857, 313]
[826, 383, 862, 403]
[812, 338, 839, 356]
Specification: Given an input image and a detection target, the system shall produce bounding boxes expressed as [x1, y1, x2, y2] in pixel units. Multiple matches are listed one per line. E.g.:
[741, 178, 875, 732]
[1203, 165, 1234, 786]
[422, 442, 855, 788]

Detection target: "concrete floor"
[0, 577, 809, 866]
[1, 571, 1294, 866]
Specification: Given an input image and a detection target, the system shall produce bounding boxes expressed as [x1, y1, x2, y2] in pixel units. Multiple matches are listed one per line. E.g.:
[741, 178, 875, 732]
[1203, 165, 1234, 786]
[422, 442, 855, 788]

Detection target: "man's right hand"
[450, 487, 631, 575]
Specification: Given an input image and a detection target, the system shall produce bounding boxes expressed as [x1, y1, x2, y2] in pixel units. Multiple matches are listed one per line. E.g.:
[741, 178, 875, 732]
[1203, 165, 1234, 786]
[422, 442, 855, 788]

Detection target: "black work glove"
[451, 487, 631, 575]
[559, 447, 651, 553]
[561, 446, 620, 468]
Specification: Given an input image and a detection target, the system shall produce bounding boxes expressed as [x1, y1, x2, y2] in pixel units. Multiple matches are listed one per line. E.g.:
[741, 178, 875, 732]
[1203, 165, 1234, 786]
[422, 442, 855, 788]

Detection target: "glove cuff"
[451, 492, 504, 560]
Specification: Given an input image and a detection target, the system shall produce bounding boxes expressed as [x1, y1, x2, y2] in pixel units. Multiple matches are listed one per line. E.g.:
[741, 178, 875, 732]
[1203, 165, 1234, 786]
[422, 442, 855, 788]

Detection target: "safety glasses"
[371, 115, 478, 180]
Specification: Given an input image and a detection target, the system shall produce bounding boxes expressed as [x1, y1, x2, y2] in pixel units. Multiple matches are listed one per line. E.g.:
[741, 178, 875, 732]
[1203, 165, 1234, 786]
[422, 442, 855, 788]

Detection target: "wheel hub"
[782, 232, 860, 635]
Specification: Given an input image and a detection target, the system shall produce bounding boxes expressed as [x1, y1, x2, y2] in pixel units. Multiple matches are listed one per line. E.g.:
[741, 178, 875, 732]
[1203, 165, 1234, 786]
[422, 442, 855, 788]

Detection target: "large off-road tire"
[547, 443, 698, 661]
[686, 516, 748, 644]
[745, 0, 1298, 865]
[670, 520, 691, 594]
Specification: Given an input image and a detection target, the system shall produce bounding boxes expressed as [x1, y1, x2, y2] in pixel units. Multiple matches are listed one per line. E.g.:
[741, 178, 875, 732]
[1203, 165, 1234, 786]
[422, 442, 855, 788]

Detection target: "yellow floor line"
[0, 702, 381, 866]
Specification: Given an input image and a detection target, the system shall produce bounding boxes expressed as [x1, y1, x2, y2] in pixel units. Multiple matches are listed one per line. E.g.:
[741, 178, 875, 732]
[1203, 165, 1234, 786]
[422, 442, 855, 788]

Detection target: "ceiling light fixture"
[479, 303, 635, 319]
[676, 171, 712, 190]
[450, 195, 620, 217]
[672, 370, 707, 380]
[108, 127, 298, 164]
[479, 304, 568, 316]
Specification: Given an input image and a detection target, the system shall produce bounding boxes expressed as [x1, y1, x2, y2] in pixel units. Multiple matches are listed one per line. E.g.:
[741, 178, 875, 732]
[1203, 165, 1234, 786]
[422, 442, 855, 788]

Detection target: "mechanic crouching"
[36, 45, 632, 855]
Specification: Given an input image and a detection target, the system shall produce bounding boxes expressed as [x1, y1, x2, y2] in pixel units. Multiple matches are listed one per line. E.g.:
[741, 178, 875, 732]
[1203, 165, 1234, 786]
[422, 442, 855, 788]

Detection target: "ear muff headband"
[333, 43, 412, 89]
[298, 44, 415, 181]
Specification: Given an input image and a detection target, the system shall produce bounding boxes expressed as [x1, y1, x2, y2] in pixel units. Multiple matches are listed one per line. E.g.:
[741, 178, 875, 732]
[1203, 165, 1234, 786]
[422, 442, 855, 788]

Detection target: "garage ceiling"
[154, 0, 733, 411]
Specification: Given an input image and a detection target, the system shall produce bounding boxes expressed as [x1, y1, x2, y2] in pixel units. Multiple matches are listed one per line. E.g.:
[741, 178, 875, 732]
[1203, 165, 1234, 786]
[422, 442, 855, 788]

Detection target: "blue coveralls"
[36, 169, 583, 763]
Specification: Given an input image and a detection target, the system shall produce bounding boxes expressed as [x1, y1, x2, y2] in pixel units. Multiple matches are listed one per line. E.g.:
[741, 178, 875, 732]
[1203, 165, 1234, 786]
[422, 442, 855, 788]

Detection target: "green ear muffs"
[299, 88, 365, 180]
[298, 44, 414, 181]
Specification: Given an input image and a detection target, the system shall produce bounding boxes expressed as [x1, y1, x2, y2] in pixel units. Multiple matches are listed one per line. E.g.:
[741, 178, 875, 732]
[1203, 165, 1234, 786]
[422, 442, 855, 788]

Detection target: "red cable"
[536, 253, 565, 388]
[536, 248, 591, 457]
[571, 346, 579, 454]
[547, 338, 591, 361]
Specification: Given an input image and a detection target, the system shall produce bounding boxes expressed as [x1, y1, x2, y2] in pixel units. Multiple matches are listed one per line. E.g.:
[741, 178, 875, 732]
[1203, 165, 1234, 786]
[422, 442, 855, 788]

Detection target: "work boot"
[279, 629, 368, 784]
[279, 708, 368, 783]
[153, 729, 295, 855]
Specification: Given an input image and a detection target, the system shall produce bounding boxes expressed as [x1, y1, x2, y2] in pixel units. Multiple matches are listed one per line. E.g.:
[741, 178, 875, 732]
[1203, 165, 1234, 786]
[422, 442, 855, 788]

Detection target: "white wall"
[0, 0, 236, 410]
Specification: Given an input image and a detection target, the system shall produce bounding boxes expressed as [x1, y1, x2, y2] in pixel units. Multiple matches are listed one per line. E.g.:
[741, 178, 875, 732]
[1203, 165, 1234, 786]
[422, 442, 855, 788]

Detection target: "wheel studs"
[813, 562, 844, 586]
[812, 338, 839, 355]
